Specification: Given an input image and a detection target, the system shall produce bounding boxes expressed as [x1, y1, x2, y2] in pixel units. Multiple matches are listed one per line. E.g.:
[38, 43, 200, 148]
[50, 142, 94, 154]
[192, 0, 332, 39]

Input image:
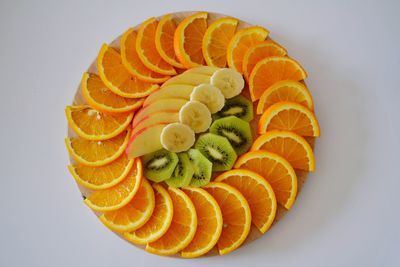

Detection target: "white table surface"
[0, 0, 399, 266]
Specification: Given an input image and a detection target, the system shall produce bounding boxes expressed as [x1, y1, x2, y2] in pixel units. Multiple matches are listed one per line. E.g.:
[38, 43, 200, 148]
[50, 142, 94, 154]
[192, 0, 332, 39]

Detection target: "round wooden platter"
[68, 11, 315, 258]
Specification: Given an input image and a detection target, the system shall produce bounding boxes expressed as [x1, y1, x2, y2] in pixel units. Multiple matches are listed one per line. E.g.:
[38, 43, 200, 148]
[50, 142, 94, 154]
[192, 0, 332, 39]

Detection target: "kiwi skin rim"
[209, 116, 253, 155]
[195, 133, 237, 171]
[165, 152, 194, 187]
[214, 95, 254, 122]
[142, 149, 179, 182]
[187, 148, 212, 187]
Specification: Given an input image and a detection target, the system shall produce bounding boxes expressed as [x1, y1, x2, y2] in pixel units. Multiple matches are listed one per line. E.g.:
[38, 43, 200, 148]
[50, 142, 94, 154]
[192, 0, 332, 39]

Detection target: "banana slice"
[210, 68, 245, 99]
[190, 84, 225, 114]
[160, 122, 195, 152]
[179, 101, 212, 133]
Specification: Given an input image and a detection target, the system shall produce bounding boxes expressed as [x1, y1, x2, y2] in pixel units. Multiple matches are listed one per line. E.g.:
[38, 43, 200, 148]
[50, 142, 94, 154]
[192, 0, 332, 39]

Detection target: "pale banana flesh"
[211, 68, 245, 99]
[179, 101, 212, 133]
[160, 122, 195, 153]
[190, 84, 225, 114]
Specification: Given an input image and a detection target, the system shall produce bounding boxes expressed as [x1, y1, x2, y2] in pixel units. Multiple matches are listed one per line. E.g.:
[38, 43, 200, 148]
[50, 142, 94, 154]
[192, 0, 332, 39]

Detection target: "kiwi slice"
[213, 95, 253, 122]
[209, 116, 253, 155]
[165, 152, 194, 188]
[141, 149, 178, 182]
[195, 133, 237, 171]
[188, 149, 212, 187]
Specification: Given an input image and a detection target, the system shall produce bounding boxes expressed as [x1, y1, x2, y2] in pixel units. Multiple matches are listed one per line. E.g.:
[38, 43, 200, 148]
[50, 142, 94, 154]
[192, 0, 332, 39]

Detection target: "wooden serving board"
[68, 11, 315, 257]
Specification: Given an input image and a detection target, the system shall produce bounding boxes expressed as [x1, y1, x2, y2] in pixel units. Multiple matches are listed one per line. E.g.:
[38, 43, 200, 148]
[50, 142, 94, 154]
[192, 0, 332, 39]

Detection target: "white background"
[0, 0, 399, 266]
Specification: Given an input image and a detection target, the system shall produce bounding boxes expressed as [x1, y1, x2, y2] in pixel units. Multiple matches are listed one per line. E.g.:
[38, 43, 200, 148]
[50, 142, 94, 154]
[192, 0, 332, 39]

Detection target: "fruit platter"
[65, 11, 320, 257]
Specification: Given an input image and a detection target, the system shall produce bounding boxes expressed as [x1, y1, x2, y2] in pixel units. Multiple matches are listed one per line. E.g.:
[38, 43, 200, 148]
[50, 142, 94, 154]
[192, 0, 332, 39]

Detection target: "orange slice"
[65, 105, 133, 140]
[256, 80, 314, 114]
[203, 182, 251, 255]
[83, 158, 142, 212]
[65, 129, 130, 167]
[68, 154, 134, 190]
[121, 28, 169, 83]
[81, 72, 144, 114]
[155, 14, 184, 68]
[181, 187, 223, 258]
[202, 17, 238, 67]
[215, 169, 277, 234]
[235, 150, 297, 209]
[252, 130, 315, 171]
[99, 179, 155, 232]
[136, 18, 177, 75]
[146, 187, 197, 256]
[226, 26, 269, 73]
[124, 184, 173, 244]
[174, 12, 208, 68]
[97, 44, 159, 98]
[249, 56, 307, 101]
[243, 41, 287, 80]
[258, 101, 320, 137]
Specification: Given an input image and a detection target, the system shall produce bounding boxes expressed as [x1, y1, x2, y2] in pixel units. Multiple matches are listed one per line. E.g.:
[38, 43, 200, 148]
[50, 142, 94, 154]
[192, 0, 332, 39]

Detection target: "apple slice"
[183, 66, 219, 76]
[143, 85, 194, 107]
[132, 110, 179, 136]
[132, 98, 188, 129]
[162, 72, 211, 87]
[126, 123, 167, 159]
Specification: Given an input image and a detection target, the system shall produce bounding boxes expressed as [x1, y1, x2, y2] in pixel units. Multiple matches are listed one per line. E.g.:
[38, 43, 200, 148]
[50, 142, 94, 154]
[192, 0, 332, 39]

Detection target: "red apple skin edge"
[131, 109, 179, 129]
[126, 123, 168, 159]
[131, 112, 179, 137]
[131, 98, 187, 127]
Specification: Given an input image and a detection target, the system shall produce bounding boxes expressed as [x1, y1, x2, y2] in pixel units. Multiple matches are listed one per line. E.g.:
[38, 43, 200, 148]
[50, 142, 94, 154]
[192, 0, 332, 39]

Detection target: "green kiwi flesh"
[213, 95, 253, 122]
[188, 149, 212, 187]
[195, 133, 237, 171]
[141, 149, 178, 182]
[209, 116, 253, 155]
[165, 152, 194, 187]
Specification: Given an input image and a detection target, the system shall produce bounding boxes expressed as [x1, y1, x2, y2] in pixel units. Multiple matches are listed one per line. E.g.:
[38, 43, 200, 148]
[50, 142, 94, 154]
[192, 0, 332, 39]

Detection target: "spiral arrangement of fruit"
[65, 12, 320, 257]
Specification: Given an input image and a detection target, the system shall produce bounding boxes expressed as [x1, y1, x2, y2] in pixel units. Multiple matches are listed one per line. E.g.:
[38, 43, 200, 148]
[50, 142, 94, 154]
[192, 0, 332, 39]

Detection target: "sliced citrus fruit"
[256, 80, 314, 114]
[235, 150, 297, 209]
[181, 187, 223, 258]
[146, 187, 197, 256]
[226, 26, 269, 73]
[203, 182, 251, 255]
[136, 17, 177, 75]
[68, 154, 134, 190]
[174, 12, 208, 68]
[252, 130, 315, 171]
[83, 158, 142, 212]
[202, 17, 238, 67]
[215, 169, 277, 234]
[155, 14, 184, 68]
[99, 179, 155, 232]
[249, 56, 307, 101]
[124, 184, 173, 244]
[65, 129, 130, 167]
[243, 40, 287, 80]
[81, 72, 144, 114]
[97, 44, 159, 98]
[65, 105, 133, 140]
[121, 28, 169, 83]
[258, 101, 320, 137]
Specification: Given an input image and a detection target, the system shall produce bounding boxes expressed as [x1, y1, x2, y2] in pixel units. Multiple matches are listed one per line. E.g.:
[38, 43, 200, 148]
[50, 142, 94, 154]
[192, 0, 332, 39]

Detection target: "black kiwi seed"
[209, 116, 253, 155]
[213, 95, 253, 122]
[187, 149, 212, 187]
[195, 133, 237, 171]
[165, 152, 194, 188]
[141, 149, 178, 183]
